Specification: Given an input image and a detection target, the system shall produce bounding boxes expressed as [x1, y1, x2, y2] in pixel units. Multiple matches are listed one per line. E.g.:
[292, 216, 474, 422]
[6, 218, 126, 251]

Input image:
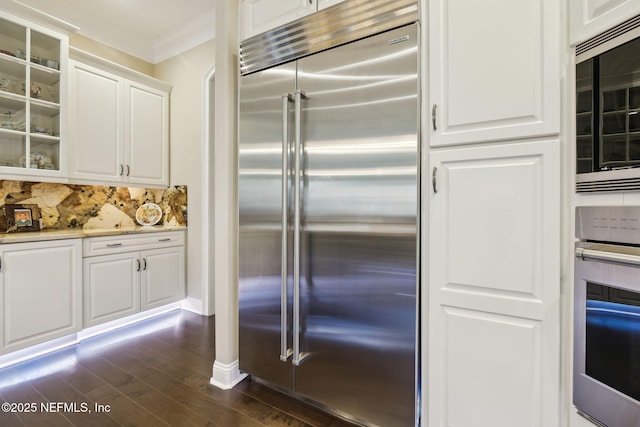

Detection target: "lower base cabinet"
[83, 231, 185, 328]
[141, 246, 185, 311]
[427, 140, 560, 427]
[0, 239, 82, 355]
[83, 252, 140, 327]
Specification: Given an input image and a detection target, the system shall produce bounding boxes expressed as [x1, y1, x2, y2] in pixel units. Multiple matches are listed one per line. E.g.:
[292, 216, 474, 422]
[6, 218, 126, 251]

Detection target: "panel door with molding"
[68, 60, 123, 182]
[140, 246, 185, 311]
[429, 0, 560, 146]
[317, 0, 345, 10]
[427, 140, 560, 427]
[240, 0, 317, 40]
[0, 239, 82, 354]
[83, 252, 140, 328]
[570, 0, 640, 45]
[125, 82, 169, 186]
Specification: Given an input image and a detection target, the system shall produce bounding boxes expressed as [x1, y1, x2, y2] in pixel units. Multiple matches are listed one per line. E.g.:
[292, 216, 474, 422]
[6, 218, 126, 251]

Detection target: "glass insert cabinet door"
[0, 14, 64, 173]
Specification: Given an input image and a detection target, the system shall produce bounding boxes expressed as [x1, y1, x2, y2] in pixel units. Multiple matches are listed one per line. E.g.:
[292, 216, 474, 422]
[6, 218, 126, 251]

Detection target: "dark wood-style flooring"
[0, 310, 358, 427]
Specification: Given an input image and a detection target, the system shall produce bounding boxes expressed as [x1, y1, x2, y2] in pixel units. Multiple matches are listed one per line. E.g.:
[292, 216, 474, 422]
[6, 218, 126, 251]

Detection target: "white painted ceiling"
[12, 0, 216, 64]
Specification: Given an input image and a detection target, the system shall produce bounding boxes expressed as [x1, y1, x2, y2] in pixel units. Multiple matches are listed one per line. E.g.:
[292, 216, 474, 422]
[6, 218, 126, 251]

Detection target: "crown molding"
[8, 0, 79, 34]
[152, 10, 216, 63]
[70, 47, 172, 92]
[9, 1, 215, 63]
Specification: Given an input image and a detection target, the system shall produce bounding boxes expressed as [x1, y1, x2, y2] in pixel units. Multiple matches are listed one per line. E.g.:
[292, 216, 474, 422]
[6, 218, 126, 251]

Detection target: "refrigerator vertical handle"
[281, 94, 293, 362]
[293, 89, 307, 366]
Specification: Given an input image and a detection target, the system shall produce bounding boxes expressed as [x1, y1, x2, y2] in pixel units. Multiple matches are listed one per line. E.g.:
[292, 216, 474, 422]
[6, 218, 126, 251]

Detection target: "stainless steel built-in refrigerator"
[238, 14, 419, 427]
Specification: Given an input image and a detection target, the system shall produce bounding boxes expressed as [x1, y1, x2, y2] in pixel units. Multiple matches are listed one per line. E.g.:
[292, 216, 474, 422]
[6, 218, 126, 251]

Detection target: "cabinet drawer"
[83, 231, 185, 257]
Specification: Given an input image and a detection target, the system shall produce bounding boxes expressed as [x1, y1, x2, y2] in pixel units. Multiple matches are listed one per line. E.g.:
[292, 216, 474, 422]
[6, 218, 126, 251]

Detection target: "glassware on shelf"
[29, 80, 57, 103]
[2, 111, 12, 128]
[30, 82, 41, 99]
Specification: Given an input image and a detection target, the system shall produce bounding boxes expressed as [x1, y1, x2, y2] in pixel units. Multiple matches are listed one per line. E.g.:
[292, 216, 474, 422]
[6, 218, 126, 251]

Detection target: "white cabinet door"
[0, 239, 82, 354]
[68, 60, 124, 182]
[570, 0, 640, 45]
[125, 82, 169, 186]
[140, 246, 185, 311]
[317, 0, 344, 10]
[83, 252, 140, 327]
[427, 140, 560, 427]
[240, 0, 317, 40]
[429, 0, 560, 146]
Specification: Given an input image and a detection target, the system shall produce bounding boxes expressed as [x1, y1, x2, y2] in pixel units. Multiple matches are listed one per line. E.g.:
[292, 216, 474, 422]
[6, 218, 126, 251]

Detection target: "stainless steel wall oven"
[574, 206, 640, 427]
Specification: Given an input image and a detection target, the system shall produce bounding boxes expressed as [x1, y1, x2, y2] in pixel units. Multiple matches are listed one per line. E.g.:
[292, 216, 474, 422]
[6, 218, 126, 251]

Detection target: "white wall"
[155, 40, 216, 315]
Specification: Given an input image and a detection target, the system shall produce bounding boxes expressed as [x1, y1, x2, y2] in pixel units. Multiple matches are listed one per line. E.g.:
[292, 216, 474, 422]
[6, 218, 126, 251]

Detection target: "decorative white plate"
[136, 203, 162, 226]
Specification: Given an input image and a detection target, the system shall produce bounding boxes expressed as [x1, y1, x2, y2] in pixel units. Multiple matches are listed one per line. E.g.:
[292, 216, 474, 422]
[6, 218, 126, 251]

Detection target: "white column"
[210, 0, 247, 389]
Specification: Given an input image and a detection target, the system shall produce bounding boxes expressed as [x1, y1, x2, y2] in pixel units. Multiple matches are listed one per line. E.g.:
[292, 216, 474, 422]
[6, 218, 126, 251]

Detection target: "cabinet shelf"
[31, 63, 60, 84]
[30, 133, 59, 144]
[30, 98, 60, 113]
[0, 92, 25, 110]
[0, 53, 26, 71]
[0, 127, 25, 137]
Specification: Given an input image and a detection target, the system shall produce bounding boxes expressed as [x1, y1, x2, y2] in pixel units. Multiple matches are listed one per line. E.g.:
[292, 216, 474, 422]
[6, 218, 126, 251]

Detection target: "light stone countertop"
[0, 225, 187, 244]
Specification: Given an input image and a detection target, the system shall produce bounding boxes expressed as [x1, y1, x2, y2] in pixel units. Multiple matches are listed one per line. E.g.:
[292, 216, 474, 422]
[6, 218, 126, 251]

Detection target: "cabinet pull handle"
[0, 256, 2, 272]
[432, 166, 438, 194]
[106, 243, 122, 247]
[142, 258, 147, 270]
[136, 259, 141, 271]
[158, 238, 171, 242]
[432, 104, 437, 131]
[126, 165, 130, 176]
[119, 164, 124, 176]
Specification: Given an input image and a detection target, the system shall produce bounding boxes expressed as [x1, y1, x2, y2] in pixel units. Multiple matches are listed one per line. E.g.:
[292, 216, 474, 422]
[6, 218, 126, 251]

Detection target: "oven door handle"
[576, 247, 640, 268]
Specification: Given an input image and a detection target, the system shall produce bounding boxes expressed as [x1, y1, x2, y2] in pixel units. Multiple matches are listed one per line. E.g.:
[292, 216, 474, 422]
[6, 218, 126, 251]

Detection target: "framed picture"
[4, 204, 41, 232]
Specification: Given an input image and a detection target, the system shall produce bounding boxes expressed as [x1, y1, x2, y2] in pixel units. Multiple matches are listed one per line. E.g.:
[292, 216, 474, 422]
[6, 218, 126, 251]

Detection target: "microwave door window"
[576, 37, 640, 175]
[585, 282, 640, 401]
[598, 37, 640, 170]
[576, 59, 594, 174]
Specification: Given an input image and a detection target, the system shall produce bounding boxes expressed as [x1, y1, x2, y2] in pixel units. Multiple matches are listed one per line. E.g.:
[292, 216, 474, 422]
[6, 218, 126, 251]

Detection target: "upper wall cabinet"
[240, 0, 317, 40]
[0, 11, 68, 180]
[240, 0, 346, 40]
[570, 0, 640, 45]
[317, 0, 345, 10]
[429, 0, 560, 147]
[68, 50, 171, 188]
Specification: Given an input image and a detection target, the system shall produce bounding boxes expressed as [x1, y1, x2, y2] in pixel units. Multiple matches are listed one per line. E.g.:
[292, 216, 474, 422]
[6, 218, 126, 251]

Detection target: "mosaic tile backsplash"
[0, 180, 187, 231]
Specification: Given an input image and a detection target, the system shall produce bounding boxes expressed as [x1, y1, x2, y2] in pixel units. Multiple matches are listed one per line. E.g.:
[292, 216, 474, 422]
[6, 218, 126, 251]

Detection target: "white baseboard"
[181, 297, 204, 315]
[210, 360, 248, 390]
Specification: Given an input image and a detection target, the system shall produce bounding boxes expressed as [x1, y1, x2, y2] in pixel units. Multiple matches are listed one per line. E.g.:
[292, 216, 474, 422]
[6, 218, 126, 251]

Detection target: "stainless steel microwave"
[576, 18, 640, 192]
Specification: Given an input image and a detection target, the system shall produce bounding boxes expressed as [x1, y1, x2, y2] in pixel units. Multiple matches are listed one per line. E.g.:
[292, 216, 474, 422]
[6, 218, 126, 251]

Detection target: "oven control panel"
[576, 206, 640, 244]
